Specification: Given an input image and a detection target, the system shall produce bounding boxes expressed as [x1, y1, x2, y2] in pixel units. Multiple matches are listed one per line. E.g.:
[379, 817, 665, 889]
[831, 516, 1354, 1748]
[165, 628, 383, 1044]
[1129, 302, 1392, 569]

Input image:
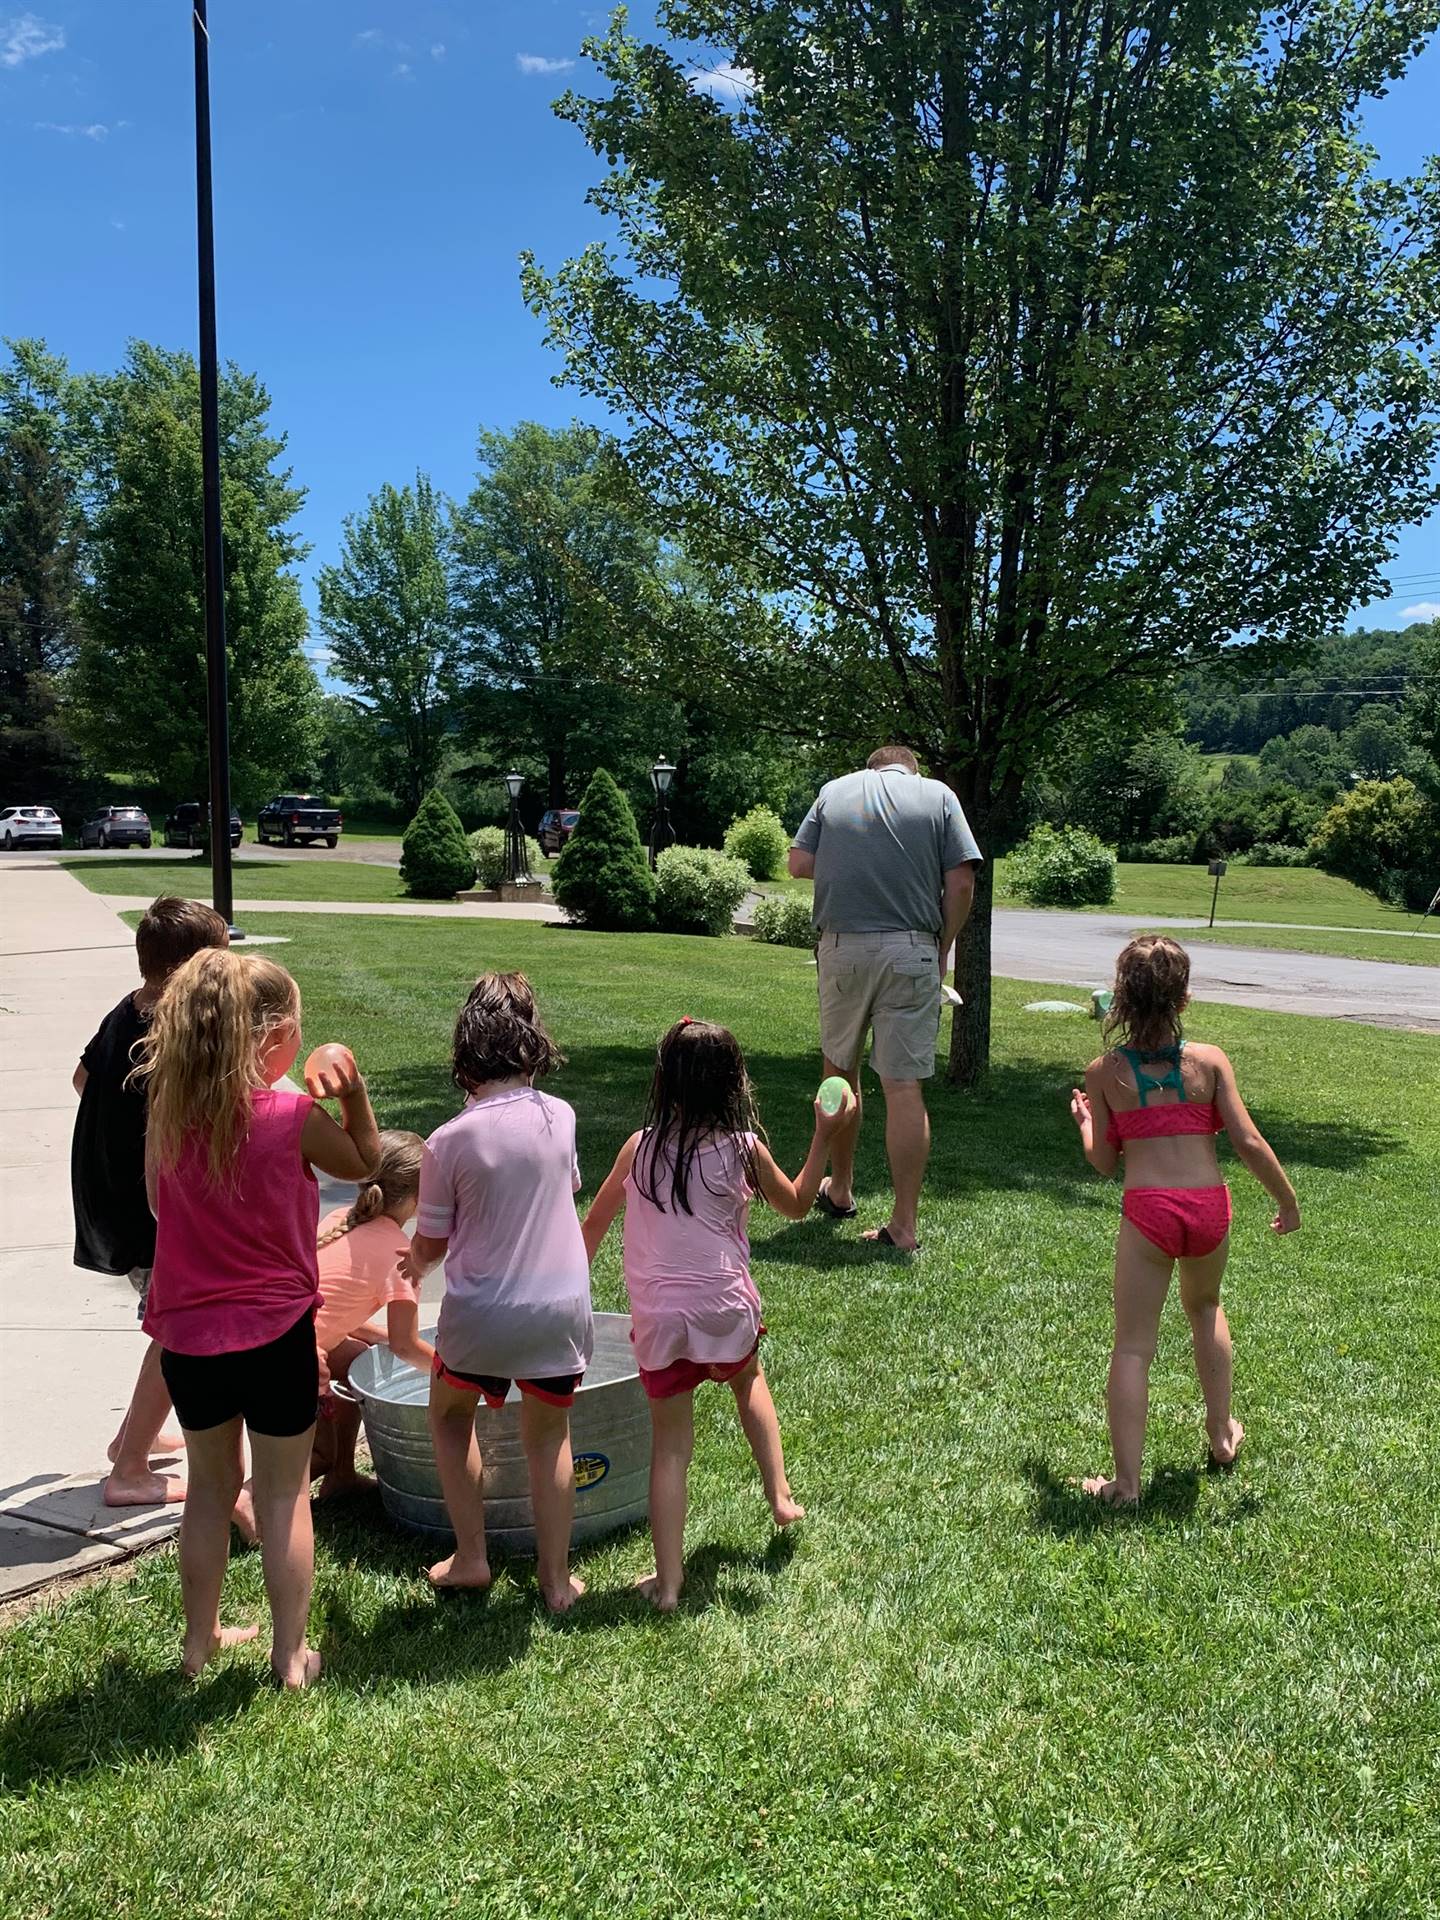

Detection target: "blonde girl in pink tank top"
[137, 949, 380, 1688]
[584, 1019, 844, 1611]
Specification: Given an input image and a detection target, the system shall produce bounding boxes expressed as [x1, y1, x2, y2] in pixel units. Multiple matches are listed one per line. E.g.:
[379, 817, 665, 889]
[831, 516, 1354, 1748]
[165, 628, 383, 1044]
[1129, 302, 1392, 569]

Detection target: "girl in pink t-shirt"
[138, 949, 380, 1688]
[584, 1019, 842, 1611]
[401, 973, 593, 1614]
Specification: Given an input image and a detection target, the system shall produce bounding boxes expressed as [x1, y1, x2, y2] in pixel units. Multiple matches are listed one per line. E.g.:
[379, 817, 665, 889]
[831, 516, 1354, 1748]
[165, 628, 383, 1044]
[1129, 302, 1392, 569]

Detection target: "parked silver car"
[80, 805, 153, 849]
[0, 805, 63, 849]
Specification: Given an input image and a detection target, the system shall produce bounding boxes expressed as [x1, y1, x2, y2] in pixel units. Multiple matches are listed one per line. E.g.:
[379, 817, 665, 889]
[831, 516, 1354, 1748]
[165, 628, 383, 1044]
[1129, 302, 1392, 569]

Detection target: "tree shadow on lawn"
[1022, 1456, 1264, 1539]
[311, 1503, 796, 1692]
[0, 1656, 261, 1792]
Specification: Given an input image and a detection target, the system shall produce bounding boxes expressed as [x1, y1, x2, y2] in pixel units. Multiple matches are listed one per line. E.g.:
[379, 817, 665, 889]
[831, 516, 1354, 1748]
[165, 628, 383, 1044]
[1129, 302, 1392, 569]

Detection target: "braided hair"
[316, 1130, 424, 1247]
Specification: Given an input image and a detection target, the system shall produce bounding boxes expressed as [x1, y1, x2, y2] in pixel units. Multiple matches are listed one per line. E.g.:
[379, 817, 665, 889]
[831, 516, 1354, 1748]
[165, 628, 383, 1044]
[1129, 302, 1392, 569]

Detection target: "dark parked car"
[256, 794, 343, 848]
[163, 801, 243, 849]
[81, 805, 152, 849]
[537, 808, 580, 856]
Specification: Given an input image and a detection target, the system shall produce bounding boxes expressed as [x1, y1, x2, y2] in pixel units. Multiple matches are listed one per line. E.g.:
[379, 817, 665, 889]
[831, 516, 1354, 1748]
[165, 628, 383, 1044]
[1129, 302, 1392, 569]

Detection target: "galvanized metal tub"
[345, 1310, 651, 1550]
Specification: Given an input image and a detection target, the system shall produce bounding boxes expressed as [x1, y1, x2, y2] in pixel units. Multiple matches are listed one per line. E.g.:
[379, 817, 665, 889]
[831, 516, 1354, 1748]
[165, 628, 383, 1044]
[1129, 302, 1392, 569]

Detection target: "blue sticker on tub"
[573, 1452, 610, 1491]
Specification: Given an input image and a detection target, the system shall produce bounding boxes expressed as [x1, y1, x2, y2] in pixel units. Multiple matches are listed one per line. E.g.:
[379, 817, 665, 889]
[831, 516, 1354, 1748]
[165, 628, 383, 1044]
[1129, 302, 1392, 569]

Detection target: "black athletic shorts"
[160, 1308, 320, 1438]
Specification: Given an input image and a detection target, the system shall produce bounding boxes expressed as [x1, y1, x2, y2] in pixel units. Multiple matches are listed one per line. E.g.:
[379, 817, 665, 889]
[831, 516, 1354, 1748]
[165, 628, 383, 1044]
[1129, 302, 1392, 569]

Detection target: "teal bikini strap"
[1121, 1042, 1187, 1107]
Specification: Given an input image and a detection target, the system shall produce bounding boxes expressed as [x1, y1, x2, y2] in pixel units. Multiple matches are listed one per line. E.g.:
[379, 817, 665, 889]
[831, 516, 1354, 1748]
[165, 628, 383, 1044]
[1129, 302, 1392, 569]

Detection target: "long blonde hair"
[136, 948, 301, 1187]
[317, 1130, 423, 1247]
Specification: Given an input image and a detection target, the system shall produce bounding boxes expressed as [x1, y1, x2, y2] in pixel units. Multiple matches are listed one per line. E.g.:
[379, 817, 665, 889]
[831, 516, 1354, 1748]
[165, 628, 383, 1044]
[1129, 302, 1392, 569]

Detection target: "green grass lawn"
[766, 860, 1413, 933]
[1151, 923, 1440, 967]
[61, 855, 409, 904]
[4, 917, 1438, 1918]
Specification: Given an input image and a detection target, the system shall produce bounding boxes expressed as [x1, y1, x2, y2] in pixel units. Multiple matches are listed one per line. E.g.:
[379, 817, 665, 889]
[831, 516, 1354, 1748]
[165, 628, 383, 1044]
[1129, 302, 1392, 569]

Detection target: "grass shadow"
[0, 1657, 262, 1791]
[1021, 1455, 1265, 1537]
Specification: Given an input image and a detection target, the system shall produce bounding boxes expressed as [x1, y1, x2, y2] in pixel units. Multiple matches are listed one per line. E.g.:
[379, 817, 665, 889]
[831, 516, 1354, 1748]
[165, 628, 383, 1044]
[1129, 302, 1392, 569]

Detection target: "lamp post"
[648, 756, 676, 870]
[503, 770, 529, 885]
[192, 0, 237, 935]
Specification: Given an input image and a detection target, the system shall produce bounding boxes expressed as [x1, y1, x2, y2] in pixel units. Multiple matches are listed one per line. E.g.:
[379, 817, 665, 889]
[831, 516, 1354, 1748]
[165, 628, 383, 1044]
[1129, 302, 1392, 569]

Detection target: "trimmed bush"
[552, 768, 656, 930]
[468, 825, 543, 889]
[654, 845, 752, 937]
[1309, 776, 1439, 910]
[753, 892, 816, 947]
[1004, 825, 1116, 907]
[401, 790, 477, 898]
[723, 806, 789, 881]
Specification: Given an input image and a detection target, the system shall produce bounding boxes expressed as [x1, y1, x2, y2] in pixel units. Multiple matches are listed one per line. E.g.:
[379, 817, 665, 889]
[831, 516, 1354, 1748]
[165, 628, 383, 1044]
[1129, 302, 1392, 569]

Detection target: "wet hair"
[135, 949, 300, 1187]
[317, 1130, 424, 1247]
[867, 744, 919, 774]
[452, 971, 563, 1095]
[635, 1019, 762, 1215]
[135, 895, 229, 985]
[1104, 936, 1191, 1055]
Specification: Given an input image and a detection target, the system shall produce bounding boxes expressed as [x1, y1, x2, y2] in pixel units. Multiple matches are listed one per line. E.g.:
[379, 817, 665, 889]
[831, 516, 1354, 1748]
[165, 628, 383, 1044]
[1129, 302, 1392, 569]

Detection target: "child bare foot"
[315, 1468, 376, 1502]
[771, 1493, 805, 1527]
[272, 1647, 323, 1690]
[108, 1430, 185, 1464]
[181, 1623, 258, 1677]
[427, 1552, 492, 1591]
[542, 1573, 585, 1614]
[1082, 1475, 1140, 1507]
[1208, 1418, 1245, 1467]
[634, 1571, 681, 1613]
[103, 1468, 185, 1509]
[232, 1486, 260, 1545]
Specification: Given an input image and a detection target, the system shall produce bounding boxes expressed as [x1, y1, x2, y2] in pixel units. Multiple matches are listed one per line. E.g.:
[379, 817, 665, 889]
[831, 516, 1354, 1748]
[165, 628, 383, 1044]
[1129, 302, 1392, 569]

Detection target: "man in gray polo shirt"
[789, 745, 981, 1250]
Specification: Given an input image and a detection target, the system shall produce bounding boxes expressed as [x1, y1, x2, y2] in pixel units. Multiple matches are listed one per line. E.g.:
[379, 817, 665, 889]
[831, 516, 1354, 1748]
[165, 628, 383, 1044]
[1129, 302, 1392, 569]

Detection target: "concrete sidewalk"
[0, 866, 406, 1602]
[96, 892, 563, 923]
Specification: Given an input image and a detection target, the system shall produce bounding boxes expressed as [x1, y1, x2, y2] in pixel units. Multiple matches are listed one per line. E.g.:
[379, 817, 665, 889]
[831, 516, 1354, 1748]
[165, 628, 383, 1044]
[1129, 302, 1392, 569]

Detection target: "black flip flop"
[871, 1225, 921, 1252]
[814, 1181, 857, 1221]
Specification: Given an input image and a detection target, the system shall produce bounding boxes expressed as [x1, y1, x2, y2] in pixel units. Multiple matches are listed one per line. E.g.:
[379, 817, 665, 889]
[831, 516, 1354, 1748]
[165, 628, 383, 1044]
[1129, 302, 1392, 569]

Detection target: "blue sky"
[3, 0, 1439, 679]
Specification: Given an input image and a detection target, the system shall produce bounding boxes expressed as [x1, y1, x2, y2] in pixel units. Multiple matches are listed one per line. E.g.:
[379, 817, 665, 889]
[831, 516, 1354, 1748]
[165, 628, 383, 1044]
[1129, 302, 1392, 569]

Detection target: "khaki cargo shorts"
[817, 930, 942, 1081]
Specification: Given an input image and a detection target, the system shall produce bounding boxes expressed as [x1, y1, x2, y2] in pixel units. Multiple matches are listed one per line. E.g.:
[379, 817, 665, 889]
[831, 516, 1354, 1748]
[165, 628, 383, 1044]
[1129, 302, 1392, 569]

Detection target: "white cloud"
[394, 61, 413, 79]
[110, 216, 125, 230]
[1401, 602, 1440, 622]
[36, 120, 108, 140]
[2, 12, 64, 67]
[517, 53, 574, 75]
[353, 27, 385, 48]
[430, 42, 446, 60]
[308, 645, 334, 665]
[689, 60, 755, 102]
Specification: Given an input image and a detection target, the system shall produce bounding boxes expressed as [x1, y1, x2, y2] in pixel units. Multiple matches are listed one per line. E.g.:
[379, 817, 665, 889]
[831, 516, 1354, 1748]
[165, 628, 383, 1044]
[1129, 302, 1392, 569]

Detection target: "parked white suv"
[0, 805, 63, 849]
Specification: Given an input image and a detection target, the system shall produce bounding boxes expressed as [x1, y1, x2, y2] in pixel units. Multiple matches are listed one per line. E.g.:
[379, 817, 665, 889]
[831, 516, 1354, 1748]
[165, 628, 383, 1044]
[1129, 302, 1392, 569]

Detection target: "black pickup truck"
[256, 794, 344, 848]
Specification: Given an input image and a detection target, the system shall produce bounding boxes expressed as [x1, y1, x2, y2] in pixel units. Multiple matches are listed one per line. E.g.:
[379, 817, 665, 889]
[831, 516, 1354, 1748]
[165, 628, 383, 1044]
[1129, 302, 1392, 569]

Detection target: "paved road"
[991, 910, 1439, 1032]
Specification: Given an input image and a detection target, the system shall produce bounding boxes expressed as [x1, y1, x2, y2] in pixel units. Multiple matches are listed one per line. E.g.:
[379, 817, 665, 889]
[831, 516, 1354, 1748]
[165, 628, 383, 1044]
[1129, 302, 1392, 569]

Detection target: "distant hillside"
[1182, 621, 1431, 754]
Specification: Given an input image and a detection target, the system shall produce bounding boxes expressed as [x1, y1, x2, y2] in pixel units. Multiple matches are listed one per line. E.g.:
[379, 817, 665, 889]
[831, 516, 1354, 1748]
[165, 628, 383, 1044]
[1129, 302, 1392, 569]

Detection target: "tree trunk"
[947, 850, 993, 1089]
[547, 746, 567, 809]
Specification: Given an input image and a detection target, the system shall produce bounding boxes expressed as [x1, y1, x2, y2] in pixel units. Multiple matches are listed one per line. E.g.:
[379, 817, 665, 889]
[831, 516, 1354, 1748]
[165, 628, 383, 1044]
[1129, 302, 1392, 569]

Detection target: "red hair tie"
[679, 1015, 694, 1026]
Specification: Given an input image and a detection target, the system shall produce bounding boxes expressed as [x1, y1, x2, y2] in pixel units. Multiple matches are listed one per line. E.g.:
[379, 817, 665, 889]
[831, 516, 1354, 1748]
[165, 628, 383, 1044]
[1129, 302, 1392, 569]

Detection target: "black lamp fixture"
[648, 755, 677, 869]
[503, 769, 529, 885]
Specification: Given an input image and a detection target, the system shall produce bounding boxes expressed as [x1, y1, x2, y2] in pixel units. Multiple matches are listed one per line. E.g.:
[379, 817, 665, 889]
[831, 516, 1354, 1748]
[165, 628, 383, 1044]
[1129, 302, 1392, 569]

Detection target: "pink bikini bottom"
[1123, 1185, 1232, 1261]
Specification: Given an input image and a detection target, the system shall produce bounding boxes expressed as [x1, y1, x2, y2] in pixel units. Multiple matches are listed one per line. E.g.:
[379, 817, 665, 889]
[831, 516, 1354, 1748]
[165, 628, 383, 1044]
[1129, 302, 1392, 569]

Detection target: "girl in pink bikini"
[1070, 936, 1300, 1506]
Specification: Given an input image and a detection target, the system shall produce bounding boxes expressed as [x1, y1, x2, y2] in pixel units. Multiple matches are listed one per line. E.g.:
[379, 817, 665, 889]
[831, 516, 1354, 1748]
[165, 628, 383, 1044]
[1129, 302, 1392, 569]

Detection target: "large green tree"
[451, 422, 676, 809]
[525, 1, 1440, 1080]
[69, 367, 320, 807]
[317, 474, 460, 811]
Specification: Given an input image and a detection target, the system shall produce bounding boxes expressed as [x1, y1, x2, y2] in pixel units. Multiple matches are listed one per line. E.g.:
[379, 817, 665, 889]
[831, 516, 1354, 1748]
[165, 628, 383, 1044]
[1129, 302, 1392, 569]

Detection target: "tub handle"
[328, 1378, 361, 1406]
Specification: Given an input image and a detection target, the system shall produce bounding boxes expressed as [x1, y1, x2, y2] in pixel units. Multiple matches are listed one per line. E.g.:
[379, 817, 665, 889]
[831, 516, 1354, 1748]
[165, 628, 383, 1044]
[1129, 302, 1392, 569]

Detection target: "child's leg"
[520, 1395, 583, 1614]
[173, 1416, 258, 1676]
[104, 1341, 186, 1507]
[730, 1357, 805, 1526]
[426, 1375, 492, 1590]
[641, 1391, 694, 1611]
[248, 1426, 320, 1688]
[1085, 1220, 1172, 1504]
[1178, 1239, 1243, 1462]
[314, 1338, 371, 1497]
[820, 1056, 862, 1210]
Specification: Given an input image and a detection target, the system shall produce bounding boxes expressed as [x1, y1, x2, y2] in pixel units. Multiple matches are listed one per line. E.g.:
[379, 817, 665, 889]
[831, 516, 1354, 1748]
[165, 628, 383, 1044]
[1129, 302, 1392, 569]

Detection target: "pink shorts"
[638, 1335, 763, 1401]
[1123, 1185, 1232, 1261]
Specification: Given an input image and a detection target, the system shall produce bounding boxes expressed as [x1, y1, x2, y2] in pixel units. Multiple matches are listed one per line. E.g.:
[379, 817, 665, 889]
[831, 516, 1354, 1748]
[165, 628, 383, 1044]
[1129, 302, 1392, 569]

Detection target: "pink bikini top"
[1103, 1043, 1224, 1150]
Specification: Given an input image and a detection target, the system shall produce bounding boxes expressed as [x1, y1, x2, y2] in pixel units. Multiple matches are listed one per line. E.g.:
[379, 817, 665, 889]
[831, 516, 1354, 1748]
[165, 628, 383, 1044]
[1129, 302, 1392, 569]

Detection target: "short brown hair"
[452, 971, 563, 1094]
[867, 744, 919, 774]
[135, 896, 230, 985]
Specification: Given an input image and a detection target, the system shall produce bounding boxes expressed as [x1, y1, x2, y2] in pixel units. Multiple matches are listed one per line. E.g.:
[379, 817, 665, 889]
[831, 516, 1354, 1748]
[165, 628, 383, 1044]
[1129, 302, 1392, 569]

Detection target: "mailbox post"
[1207, 858, 1228, 929]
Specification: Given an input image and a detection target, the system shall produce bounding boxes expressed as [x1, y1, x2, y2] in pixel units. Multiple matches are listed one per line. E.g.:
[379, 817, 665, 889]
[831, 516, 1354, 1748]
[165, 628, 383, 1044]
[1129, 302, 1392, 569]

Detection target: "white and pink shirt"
[417, 1087, 593, 1381]
[622, 1132, 763, 1373]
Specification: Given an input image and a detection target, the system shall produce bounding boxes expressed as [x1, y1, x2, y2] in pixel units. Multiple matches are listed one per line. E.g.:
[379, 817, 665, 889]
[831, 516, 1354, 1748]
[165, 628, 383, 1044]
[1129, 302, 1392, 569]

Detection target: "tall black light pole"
[648, 755, 676, 870]
[503, 771, 529, 884]
[193, 0, 235, 929]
